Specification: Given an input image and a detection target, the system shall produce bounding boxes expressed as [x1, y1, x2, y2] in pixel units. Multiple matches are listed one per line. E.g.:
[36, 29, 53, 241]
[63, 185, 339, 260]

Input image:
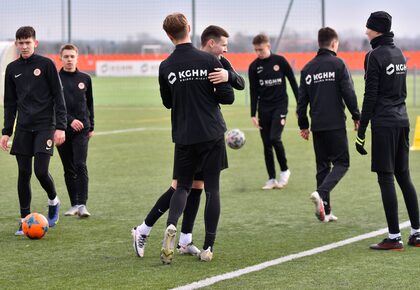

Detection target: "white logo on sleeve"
[305, 74, 312, 85]
[168, 72, 177, 84]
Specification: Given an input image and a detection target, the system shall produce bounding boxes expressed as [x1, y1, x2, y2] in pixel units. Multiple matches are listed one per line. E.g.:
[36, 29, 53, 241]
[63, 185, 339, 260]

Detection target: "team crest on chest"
[273, 65, 280, 72]
[78, 82, 85, 90]
[33, 68, 41, 76]
[46, 139, 53, 148]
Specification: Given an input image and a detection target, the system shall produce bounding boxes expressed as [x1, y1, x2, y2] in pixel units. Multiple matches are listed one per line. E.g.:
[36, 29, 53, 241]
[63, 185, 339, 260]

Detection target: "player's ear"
[34, 39, 39, 48]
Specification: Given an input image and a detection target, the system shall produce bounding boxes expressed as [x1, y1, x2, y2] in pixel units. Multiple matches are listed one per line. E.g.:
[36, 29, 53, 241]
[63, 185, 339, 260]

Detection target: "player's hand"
[208, 68, 228, 84]
[251, 117, 261, 129]
[0, 135, 10, 151]
[88, 131, 94, 139]
[71, 119, 84, 132]
[353, 120, 360, 131]
[54, 129, 66, 146]
[300, 129, 310, 140]
[355, 131, 367, 155]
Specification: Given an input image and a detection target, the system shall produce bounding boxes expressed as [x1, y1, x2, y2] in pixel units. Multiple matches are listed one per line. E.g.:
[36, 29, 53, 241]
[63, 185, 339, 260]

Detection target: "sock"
[411, 228, 420, 236]
[138, 222, 152, 236]
[48, 196, 60, 206]
[389, 232, 401, 240]
[179, 232, 192, 246]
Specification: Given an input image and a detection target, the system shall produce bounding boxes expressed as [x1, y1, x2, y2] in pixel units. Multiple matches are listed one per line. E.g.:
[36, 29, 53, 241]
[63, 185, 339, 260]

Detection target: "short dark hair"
[252, 33, 269, 45]
[162, 13, 188, 40]
[318, 27, 338, 48]
[16, 26, 36, 40]
[60, 44, 79, 55]
[200, 25, 229, 47]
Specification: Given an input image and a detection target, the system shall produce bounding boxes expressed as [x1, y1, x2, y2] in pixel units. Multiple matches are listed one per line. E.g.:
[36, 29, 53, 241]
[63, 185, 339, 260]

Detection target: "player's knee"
[18, 167, 32, 178]
[192, 180, 204, 189]
[75, 163, 88, 176]
[34, 167, 49, 180]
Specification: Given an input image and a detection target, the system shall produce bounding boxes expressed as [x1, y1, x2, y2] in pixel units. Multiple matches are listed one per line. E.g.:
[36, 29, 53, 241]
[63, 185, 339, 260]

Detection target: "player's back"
[159, 43, 234, 145]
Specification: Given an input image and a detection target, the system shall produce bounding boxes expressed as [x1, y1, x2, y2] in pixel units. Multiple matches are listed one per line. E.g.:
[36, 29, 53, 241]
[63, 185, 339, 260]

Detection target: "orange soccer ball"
[22, 213, 49, 239]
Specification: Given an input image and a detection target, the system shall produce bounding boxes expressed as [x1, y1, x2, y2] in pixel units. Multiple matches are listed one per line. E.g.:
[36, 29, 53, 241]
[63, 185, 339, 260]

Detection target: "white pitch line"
[171, 221, 411, 290]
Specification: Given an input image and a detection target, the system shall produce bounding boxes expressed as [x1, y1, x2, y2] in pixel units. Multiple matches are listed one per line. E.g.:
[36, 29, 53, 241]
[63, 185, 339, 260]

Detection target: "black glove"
[355, 131, 368, 155]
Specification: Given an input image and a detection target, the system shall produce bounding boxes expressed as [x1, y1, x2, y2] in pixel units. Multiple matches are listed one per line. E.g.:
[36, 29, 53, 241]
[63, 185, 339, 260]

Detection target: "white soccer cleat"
[262, 179, 279, 190]
[64, 205, 80, 216]
[310, 191, 325, 222]
[78, 205, 91, 217]
[161, 224, 177, 264]
[132, 227, 148, 258]
[199, 247, 213, 262]
[177, 243, 201, 256]
[324, 213, 338, 223]
[277, 169, 291, 188]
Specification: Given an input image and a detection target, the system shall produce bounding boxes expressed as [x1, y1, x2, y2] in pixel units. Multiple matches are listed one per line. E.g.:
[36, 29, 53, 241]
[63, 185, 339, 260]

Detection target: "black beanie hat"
[366, 11, 392, 33]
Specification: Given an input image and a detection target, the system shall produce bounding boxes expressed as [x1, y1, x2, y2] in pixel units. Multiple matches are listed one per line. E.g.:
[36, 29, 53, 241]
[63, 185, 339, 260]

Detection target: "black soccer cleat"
[369, 237, 404, 251]
[408, 233, 420, 247]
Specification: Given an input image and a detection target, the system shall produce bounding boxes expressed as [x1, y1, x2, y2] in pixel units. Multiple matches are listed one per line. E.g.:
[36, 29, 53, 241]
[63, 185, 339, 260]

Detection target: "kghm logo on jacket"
[168, 69, 208, 84]
[386, 63, 406, 75]
[305, 71, 335, 85]
[259, 78, 282, 86]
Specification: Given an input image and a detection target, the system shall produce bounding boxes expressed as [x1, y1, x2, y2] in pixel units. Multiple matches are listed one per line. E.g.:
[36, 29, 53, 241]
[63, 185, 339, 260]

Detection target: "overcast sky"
[0, 0, 418, 42]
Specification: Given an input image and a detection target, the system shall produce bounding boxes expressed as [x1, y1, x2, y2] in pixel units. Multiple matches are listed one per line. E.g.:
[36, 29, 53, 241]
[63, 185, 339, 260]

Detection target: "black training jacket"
[219, 56, 245, 91]
[2, 54, 66, 136]
[297, 48, 360, 131]
[359, 32, 409, 134]
[59, 68, 94, 132]
[159, 43, 234, 145]
[248, 53, 298, 117]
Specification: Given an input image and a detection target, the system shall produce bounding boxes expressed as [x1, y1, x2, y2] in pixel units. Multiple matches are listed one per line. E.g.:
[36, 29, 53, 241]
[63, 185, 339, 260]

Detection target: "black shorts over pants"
[371, 127, 409, 173]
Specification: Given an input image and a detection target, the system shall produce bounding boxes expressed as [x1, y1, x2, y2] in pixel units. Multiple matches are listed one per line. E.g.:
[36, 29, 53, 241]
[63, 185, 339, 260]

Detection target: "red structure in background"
[48, 51, 420, 73]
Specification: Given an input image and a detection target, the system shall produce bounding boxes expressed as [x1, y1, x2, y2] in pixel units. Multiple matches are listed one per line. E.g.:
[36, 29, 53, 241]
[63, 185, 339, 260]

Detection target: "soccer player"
[356, 11, 420, 249]
[297, 27, 360, 222]
[57, 44, 94, 218]
[132, 24, 240, 262]
[248, 34, 299, 189]
[157, 13, 234, 264]
[0, 26, 66, 234]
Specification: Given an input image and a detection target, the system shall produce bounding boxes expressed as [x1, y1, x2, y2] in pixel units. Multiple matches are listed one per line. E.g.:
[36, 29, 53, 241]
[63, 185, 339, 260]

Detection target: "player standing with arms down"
[356, 11, 420, 249]
[297, 27, 360, 222]
[0, 26, 66, 234]
[132, 25, 244, 259]
[156, 14, 234, 263]
[58, 44, 94, 218]
[248, 34, 299, 190]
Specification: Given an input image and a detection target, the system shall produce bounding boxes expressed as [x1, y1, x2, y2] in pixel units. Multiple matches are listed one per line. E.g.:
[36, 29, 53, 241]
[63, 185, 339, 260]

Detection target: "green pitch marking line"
[171, 221, 410, 290]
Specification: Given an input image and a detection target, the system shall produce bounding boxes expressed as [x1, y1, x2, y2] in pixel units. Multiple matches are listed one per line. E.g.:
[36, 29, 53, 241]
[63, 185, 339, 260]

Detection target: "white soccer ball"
[225, 129, 246, 149]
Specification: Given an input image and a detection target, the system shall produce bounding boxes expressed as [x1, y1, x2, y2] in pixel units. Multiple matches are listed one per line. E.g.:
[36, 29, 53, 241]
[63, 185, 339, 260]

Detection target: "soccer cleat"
[408, 232, 420, 247]
[15, 220, 24, 236]
[48, 201, 61, 227]
[78, 205, 91, 218]
[262, 179, 279, 190]
[370, 237, 403, 250]
[64, 205, 80, 216]
[324, 213, 338, 223]
[199, 247, 213, 262]
[160, 224, 177, 264]
[277, 169, 291, 188]
[131, 227, 148, 257]
[310, 191, 325, 222]
[177, 242, 201, 256]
